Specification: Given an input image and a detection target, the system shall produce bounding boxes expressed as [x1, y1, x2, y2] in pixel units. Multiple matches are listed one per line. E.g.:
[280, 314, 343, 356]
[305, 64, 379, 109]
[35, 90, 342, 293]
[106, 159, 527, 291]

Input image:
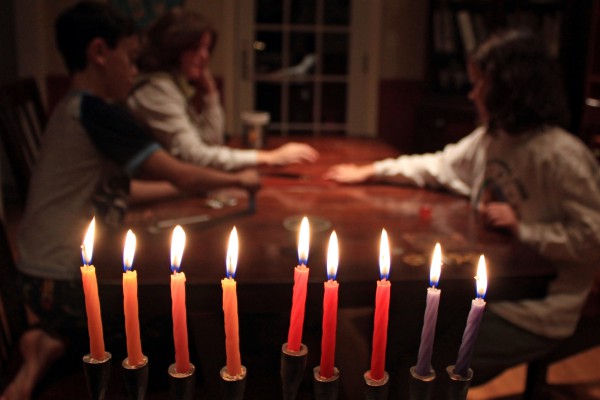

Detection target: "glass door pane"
[235, 0, 379, 137]
[252, 0, 351, 136]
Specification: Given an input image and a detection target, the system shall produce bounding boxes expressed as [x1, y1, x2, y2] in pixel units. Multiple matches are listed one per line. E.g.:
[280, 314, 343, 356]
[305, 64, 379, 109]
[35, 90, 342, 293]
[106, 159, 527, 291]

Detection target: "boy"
[1, 2, 259, 399]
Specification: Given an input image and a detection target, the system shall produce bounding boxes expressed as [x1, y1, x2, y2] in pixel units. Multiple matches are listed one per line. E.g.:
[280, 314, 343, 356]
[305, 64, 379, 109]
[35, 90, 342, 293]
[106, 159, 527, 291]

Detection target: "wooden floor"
[468, 346, 600, 400]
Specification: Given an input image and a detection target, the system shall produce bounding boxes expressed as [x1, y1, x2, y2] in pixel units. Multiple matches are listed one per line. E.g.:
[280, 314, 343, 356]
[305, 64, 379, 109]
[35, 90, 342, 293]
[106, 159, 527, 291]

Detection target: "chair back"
[0, 77, 46, 200]
[0, 217, 26, 382]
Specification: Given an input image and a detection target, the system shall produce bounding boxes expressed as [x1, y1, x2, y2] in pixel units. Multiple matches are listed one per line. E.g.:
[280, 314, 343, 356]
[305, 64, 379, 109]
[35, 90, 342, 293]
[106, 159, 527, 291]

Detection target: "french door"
[235, 0, 380, 137]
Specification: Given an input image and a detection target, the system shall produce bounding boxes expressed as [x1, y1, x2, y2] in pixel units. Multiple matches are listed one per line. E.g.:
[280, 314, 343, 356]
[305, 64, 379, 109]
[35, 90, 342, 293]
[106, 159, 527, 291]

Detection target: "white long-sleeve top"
[127, 73, 257, 171]
[375, 126, 600, 338]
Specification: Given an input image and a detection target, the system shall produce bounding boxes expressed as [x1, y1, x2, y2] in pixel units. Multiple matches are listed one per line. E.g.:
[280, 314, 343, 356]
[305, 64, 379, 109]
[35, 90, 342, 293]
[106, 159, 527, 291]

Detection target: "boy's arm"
[129, 180, 182, 204]
[138, 149, 261, 194]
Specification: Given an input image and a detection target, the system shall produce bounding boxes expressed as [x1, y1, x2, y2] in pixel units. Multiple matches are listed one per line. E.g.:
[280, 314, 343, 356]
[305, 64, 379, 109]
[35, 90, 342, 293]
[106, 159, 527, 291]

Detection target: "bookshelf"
[581, 0, 600, 160]
[415, 0, 593, 153]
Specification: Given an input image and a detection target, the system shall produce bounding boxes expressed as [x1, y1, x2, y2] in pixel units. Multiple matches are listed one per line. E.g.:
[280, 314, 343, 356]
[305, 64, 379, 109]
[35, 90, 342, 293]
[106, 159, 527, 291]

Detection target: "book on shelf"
[472, 13, 488, 45]
[456, 10, 477, 55]
[433, 7, 457, 54]
[543, 13, 561, 58]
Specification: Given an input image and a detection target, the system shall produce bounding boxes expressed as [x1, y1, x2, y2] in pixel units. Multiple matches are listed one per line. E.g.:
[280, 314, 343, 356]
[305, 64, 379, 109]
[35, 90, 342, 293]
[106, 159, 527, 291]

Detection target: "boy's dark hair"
[137, 7, 217, 73]
[55, 1, 136, 74]
[471, 29, 569, 135]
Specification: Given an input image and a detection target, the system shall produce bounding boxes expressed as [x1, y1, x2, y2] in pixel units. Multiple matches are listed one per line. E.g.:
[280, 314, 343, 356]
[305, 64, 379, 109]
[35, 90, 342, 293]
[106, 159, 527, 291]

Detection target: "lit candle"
[80, 217, 106, 361]
[453, 255, 487, 377]
[170, 225, 191, 374]
[222, 227, 242, 376]
[287, 216, 310, 352]
[122, 229, 144, 366]
[415, 243, 443, 377]
[319, 231, 339, 379]
[369, 229, 391, 381]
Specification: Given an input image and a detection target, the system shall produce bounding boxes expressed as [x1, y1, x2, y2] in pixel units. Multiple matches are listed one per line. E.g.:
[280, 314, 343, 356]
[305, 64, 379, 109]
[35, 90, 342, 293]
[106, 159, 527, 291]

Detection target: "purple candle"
[415, 243, 443, 377]
[453, 255, 488, 378]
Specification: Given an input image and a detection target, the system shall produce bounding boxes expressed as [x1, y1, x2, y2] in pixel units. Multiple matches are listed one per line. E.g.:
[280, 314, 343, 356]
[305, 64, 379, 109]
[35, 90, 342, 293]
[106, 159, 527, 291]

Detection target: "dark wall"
[0, 0, 17, 84]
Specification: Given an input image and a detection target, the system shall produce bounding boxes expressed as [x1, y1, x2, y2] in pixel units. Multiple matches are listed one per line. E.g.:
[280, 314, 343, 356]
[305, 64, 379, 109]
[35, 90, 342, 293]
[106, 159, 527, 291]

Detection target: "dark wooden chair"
[0, 77, 46, 201]
[523, 279, 600, 399]
[0, 216, 27, 388]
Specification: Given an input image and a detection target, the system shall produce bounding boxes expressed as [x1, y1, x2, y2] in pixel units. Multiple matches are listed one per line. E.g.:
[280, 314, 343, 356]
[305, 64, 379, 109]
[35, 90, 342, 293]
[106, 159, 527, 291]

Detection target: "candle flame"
[226, 227, 239, 279]
[298, 216, 310, 265]
[171, 225, 186, 273]
[123, 229, 136, 272]
[326, 231, 339, 280]
[430, 243, 442, 287]
[476, 255, 488, 299]
[81, 217, 95, 266]
[379, 229, 390, 280]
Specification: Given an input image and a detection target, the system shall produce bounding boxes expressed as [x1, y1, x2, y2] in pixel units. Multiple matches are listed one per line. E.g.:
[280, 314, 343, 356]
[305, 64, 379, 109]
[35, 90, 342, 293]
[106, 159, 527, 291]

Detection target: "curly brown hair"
[138, 7, 217, 73]
[471, 29, 569, 135]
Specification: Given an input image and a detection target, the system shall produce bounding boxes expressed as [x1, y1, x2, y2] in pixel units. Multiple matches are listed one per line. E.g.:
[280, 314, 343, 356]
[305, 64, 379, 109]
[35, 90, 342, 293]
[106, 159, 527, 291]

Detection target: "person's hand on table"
[259, 142, 319, 166]
[324, 163, 375, 184]
[235, 169, 261, 193]
[479, 201, 519, 235]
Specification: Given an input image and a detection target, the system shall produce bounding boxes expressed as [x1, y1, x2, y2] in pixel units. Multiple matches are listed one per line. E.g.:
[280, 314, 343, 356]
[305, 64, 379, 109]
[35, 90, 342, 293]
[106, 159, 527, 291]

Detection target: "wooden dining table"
[95, 136, 553, 308]
[90, 136, 555, 398]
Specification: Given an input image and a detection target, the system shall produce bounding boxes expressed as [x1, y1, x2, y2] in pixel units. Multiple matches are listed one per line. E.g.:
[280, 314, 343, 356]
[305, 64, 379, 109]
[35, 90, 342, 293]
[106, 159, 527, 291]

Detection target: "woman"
[128, 8, 318, 170]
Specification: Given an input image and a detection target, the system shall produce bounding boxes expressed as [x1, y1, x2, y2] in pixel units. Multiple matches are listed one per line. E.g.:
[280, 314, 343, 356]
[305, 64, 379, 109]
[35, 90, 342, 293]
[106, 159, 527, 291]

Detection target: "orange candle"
[122, 229, 143, 366]
[369, 229, 391, 381]
[319, 231, 339, 379]
[222, 227, 242, 376]
[80, 218, 106, 361]
[170, 225, 191, 373]
[287, 216, 310, 352]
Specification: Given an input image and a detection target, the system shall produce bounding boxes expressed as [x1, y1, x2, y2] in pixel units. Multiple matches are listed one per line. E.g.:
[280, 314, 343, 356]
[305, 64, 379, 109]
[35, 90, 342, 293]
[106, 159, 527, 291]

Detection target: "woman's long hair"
[138, 7, 217, 73]
[471, 29, 569, 135]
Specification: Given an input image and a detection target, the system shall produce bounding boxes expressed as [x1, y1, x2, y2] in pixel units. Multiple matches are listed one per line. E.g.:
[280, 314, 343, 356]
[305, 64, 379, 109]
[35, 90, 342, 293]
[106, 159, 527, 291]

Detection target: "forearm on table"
[129, 180, 183, 205]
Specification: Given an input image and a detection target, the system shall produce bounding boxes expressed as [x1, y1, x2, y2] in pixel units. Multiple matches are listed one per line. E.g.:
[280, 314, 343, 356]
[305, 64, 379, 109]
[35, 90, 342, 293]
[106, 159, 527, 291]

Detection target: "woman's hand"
[323, 163, 375, 184]
[197, 66, 218, 95]
[261, 142, 319, 166]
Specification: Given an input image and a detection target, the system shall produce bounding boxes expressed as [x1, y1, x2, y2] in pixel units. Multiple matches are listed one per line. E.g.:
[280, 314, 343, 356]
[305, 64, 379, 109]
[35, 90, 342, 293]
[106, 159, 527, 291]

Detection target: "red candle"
[170, 225, 191, 374]
[80, 218, 106, 361]
[222, 227, 242, 376]
[287, 216, 310, 352]
[319, 231, 339, 379]
[122, 230, 144, 366]
[369, 229, 391, 381]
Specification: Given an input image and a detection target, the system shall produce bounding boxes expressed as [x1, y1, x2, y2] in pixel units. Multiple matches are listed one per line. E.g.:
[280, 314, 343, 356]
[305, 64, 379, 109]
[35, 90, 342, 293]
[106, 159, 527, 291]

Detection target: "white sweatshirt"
[127, 73, 257, 171]
[374, 126, 600, 338]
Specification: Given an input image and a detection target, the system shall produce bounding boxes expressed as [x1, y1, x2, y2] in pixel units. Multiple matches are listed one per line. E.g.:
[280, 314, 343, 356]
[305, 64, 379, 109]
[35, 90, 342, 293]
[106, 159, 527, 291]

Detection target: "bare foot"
[0, 329, 65, 400]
